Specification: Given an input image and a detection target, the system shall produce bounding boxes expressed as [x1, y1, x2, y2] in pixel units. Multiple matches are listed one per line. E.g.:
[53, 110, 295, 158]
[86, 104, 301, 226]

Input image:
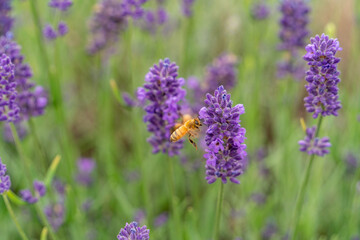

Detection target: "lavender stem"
[291, 115, 323, 239]
[213, 181, 224, 240]
[2, 194, 30, 240]
[167, 156, 181, 240]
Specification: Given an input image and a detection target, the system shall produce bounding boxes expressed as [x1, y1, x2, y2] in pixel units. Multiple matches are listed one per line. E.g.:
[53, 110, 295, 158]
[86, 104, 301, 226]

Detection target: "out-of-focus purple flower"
[199, 86, 247, 184]
[76, 158, 96, 186]
[278, 0, 309, 51]
[182, 0, 195, 17]
[261, 222, 278, 240]
[0, 0, 13, 36]
[298, 126, 331, 156]
[134, 209, 146, 224]
[20, 189, 38, 204]
[117, 221, 150, 240]
[351, 236, 360, 240]
[251, 193, 266, 205]
[43, 24, 58, 40]
[20, 180, 46, 203]
[87, 0, 128, 54]
[48, 0, 73, 11]
[17, 86, 48, 120]
[3, 122, 27, 142]
[303, 34, 342, 118]
[44, 203, 65, 231]
[122, 92, 138, 107]
[137, 58, 186, 156]
[251, 3, 270, 20]
[0, 158, 11, 194]
[34, 180, 46, 197]
[121, 0, 148, 19]
[53, 178, 66, 199]
[0, 53, 19, 122]
[345, 153, 358, 175]
[140, 7, 168, 34]
[154, 212, 168, 227]
[277, 0, 309, 80]
[82, 199, 93, 212]
[58, 21, 68, 36]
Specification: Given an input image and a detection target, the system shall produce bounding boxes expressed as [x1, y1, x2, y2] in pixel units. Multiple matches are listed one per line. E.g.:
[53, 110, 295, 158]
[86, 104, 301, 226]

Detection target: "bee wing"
[188, 128, 200, 138]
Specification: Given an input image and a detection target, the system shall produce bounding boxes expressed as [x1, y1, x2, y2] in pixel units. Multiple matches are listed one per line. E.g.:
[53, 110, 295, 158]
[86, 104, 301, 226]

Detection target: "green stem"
[28, 118, 47, 171]
[2, 195, 30, 240]
[213, 181, 224, 240]
[167, 156, 181, 240]
[290, 115, 323, 240]
[34, 204, 58, 240]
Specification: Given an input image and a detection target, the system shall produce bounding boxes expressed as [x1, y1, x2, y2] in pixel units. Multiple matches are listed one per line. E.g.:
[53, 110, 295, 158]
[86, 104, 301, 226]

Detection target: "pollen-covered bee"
[170, 114, 202, 149]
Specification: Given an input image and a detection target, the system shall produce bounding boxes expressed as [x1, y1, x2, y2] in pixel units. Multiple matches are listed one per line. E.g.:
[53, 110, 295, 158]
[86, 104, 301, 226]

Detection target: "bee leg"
[188, 134, 197, 149]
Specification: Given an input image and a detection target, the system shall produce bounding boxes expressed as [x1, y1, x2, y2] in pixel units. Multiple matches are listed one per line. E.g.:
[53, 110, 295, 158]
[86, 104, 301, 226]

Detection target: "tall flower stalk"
[291, 34, 342, 239]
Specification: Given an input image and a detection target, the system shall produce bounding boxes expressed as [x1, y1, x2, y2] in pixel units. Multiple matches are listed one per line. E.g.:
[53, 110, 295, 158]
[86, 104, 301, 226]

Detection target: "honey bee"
[170, 114, 202, 149]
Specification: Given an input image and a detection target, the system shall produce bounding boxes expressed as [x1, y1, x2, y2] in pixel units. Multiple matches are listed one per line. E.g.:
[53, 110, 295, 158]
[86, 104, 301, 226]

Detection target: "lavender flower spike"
[0, 0, 13, 35]
[0, 53, 19, 122]
[43, 24, 58, 40]
[137, 58, 186, 156]
[0, 158, 11, 194]
[117, 221, 150, 240]
[298, 126, 331, 156]
[48, 0, 73, 11]
[199, 86, 247, 184]
[303, 34, 342, 118]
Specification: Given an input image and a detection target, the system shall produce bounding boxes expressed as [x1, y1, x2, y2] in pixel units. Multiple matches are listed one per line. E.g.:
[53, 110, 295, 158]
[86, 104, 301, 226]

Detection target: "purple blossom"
[117, 222, 150, 240]
[122, 92, 137, 107]
[0, 53, 19, 122]
[154, 212, 168, 227]
[121, 0, 148, 19]
[87, 0, 128, 54]
[182, 0, 195, 17]
[34, 180, 46, 197]
[345, 153, 358, 175]
[20, 189, 38, 204]
[251, 3, 270, 20]
[261, 222, 278, 240]
[58, 21, 68, 36]
[137, 58, 186, 156]
[43, 24, 58, 40]
[44, 203, 65, 231]
[199, 86, 247, 184]
[303, 34, 342, 118]
[0, 0, 13, 35]
[277, 0, 309, 80]
[140, 8, 168, 34]
[76, 158, 96, 186]
[17, 85, 48, 120]
[133, 209, 146, 224]
[298, 126, 331, 156]
[0, 158, 11, 194]
[48, 0, 73, 11]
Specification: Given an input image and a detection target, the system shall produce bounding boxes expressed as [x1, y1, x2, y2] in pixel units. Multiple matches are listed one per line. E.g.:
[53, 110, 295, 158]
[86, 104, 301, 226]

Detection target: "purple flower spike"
[0, 53, 19, 122]
[121, 0, 148, 19]
[44, 203, 65, 231]
[303, 34, 342, 118]
[298, 126, 331, 156]
[48, 0, 73, 11]
[182, 0, 195, 17]
[0, 158, 11, 194]
[58, 22, 68, 36]
[76, 158, 96, 186]
[43, 24, 58, 40]
[0, 0, 13, 36]
[199, 86, 247, 184]
[137, 58, 186, 156]
[117, 221, 150, 240]
[34, 180, 46, 197]
[251, 3, 270, 20]
[20, 189, 38, 204]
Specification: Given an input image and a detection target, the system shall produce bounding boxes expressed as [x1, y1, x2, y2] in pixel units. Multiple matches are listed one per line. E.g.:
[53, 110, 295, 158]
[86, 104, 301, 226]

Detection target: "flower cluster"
[139, 8, 168, 34]
[0, 36, 48, 125]
[0, 0, 13, 36]
[303, 34, 342, 118]
[188, 53, 238, 113]
[87, 0, 148, 54]
[44, 179, 66, 231]
[20, 180, 46, 204]
[76, 158, 96, 186]
[298, 126, 331, 156]
[48, 0, 73, 11]
[277, 0, 310, 80]
[44, 0, 72, 40]
[199, 86, 247, 184]
[182, 0, 196, 17]
[251, 2, 270, 20]
[0, 158, 11, 194]
[117, 222, 150, 240]
[0, 53, 19, 122]
[137, 58, 186, 156]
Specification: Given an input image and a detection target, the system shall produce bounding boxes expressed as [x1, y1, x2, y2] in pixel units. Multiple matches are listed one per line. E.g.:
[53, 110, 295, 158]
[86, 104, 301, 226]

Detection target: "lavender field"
[0, 0, 359, 239]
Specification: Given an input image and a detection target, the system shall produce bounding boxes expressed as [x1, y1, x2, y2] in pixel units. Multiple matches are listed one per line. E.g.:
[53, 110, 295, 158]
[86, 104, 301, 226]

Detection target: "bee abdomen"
[170, 126, 187, 142]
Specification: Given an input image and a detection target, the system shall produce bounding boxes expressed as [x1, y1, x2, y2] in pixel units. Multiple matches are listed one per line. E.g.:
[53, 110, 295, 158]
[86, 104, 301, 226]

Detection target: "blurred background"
[0, 0, 360, 239]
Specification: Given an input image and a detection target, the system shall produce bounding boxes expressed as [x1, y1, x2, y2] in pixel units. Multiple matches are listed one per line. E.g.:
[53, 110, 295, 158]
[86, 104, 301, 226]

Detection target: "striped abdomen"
[170, 125, 189, 142]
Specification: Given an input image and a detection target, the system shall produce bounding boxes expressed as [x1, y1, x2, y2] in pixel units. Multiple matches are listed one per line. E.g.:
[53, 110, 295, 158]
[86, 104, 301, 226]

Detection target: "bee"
[170, 114, 202, 149]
